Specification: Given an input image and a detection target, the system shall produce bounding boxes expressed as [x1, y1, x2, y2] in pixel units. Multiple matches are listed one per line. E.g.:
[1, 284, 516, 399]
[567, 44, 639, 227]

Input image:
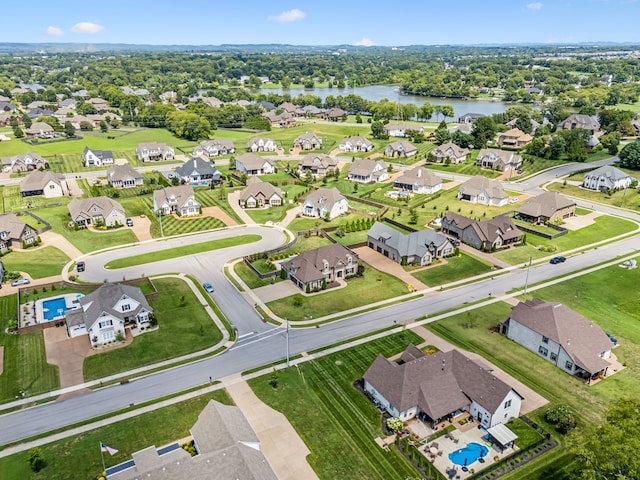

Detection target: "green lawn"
[507, 418, 544, 449]
[547, 182, 640, 213]
[495, 215, 638, 265]
[0, 295, 59, 403]
[233, 261, 283, 289]
[83, 278, 223, 381]
[195, 187, 245, 224]
[0, 390, 232, 480]
[244, 205, 291, 224]
[249, 332, 423, 480]
[267, 263, 410, 321]
[1, 246, 70, 279]
[287, 212, 373, 232]
[410, 252, 494, 286]
[104, 234, 260, 269]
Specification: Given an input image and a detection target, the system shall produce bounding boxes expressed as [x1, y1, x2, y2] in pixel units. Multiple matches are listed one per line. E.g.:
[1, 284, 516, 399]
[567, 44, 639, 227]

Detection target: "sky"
[3, 0, 640, 46]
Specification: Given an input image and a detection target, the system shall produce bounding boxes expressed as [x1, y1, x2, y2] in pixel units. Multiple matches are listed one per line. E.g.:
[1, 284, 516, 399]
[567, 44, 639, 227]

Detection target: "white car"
[509, 197, 519, 204]
[11, 278, 30, 287]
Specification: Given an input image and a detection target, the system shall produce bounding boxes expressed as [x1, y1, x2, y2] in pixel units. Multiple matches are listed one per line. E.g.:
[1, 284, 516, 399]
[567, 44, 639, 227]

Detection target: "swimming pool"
[448, 442, 489, 466]
[42, 297, 68, 321]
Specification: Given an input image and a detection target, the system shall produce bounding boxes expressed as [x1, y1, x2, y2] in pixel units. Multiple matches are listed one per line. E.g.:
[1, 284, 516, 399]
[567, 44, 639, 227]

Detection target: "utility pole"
[523, 256, 533, 296]
[285, 318, 290, 368]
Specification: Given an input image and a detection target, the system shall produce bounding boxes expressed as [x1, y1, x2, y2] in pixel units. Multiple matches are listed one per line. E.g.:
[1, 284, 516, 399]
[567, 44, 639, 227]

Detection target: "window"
[550, 352, 558, 361]
[565, 361, 574, 370]
[102, 330, 115, 341]
[538, 346, 549, 357]
[122, 304, 131, 312]
[99, 319, 113, 328]
[504, 400, 512, 409]
[542, 336, 549, 344]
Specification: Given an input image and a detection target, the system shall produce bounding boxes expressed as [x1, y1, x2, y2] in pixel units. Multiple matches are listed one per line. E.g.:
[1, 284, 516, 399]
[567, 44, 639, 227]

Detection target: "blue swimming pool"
[42, 297, 68, 321]
[448, 442, 489, 466]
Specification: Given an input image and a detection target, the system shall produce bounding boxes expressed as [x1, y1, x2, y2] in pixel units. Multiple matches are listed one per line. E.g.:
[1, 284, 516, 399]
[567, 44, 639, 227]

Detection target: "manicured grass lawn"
[195, 187, 244, 224]
[1, 246, 70, 279]
[83, 278, 223, 381]
[104, 234, 261, 269]
[287, 212, 372, 232]
[0, 295, 59, 403]
[267, 263, 409, 321]
[233, 261, 283, 289]
[332, 230, 369, 247]
[513, 218, 561, 236]
[547, 182, 640, 213]
[425, 161, 501, 178]
[249, 332, 423, 480]
[411, 252, 494, 286]
[244, 205, 290, 224]
[495, 215, 638, 265]
[0, 390, 232, 480]
[507, 418, 544, 449]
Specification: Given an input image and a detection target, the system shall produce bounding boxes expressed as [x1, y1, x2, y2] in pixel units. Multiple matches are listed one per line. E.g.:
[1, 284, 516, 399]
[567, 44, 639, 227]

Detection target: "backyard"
[1, 246, 70, 279]
[547, 181, 640, 213]
[410, 252, 495, 287]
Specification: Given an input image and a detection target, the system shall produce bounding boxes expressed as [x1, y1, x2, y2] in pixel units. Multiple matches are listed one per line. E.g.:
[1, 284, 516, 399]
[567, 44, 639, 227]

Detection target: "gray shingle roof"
[238, 177, 282, 202]
[368, 221, 449, 258]
[459, 175, 507, 200]
[20, 170, 65, 193]
[283, 244, 358, 284]
[176, 157, 218, 178]
[68, 196, 124, 222]
[107, 164, 142, 183]
[394, 166, 441, 188]
[153, 185, 196, 210]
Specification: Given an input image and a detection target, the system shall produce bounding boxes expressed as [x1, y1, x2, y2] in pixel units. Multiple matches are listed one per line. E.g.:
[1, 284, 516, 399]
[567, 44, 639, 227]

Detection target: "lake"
[258, 85, 512, 120]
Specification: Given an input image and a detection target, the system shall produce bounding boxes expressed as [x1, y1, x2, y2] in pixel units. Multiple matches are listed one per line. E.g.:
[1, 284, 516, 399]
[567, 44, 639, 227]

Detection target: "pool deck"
[21, 293, 83, 328]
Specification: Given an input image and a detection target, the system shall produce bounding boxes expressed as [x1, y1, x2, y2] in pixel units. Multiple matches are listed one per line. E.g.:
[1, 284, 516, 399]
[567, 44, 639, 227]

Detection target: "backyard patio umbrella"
[429, 447, 438, 455]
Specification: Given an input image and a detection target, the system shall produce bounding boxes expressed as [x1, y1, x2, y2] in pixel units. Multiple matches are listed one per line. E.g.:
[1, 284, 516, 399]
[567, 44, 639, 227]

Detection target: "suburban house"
[557, 114, 600, 133]
[339, 135, 373, 152]
[65, 283, 154, 344]
[83, 147, 114, 167]
[384, 123, 423, 137]
[442, 212, 524, 251]
[501, 298, 615, 380]
[297, 153, 338, 178]
[107, 164, 144, 189]
[136, 142, 175, 162]
[348, 159, 389, 183]
[238, 177, 283, 208]
[282, 243, 358, 291]
[68, 196, 126, 227]
[106, 400, 277, 480]
[295, 105, 324, 117]
[175, 157, 222, 184]
[516, 192, 576, 224]
[25, 122, 55, 139]
[20, 171, 68, 198]
[431, 142, 470, 164]
[384, 140, 418, 158]
[301, 187, 348, 220]
[293, 132, 323, 150]
[476, 148, 523, 171]
[87, 97, 109, 111]
[2, 152, 48, 173]
[0, 213, 38, 251]
[582, 165, 632, 192]
[27, 107, 53, 119]
[458, 113, 485, 124]
[394, 166, 442, 194]
[497, 128, 533, 148]
[367, 221, 454, 266]
[247, 137, 277, 152]
[363, 345, 522, 429]
[192, 139, 236, 157]
[262, 110, 295, 128]
[153, 185, 200, 217]
[324, 107, 346, 121]
[279, 102, 298, 114]
[235, 154, 276, 176]
[458, 176, 508, 206]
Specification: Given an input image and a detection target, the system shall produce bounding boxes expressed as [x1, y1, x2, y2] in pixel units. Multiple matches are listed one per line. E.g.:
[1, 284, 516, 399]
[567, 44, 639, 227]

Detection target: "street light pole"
[158, 210, 164, 238]
[523, 256, 533, 296]
[285, 318, 290, 368]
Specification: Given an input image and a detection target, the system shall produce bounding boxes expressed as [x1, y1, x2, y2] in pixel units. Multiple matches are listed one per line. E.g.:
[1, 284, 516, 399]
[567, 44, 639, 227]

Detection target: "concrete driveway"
[44, 326, 91, 390]
[353, 246, 428, 290]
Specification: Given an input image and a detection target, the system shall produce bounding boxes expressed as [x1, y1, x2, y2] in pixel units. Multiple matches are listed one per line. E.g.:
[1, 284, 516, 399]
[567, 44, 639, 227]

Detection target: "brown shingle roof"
[517, 192, 576, 219]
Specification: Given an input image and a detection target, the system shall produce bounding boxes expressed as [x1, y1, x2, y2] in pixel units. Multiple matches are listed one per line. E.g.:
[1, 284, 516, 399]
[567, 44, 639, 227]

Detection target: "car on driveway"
[549, 256, 566, 264]
[509, 197, 519, 204]
[203, 282, 214, 293]
[11, 278, 30, 287]
[76, 261, 85, 272]
[126, 218, 134, 227]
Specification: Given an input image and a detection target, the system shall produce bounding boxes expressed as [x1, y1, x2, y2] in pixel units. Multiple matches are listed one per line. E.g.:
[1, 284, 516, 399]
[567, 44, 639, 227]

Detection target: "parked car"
[509, 197, 519, 204]
[11, 278, 30, 286]
[203, 282, 214, 293]
[126, 218, 134, 227]
[76, 261, 85, 272]
[549, 256, 566, 264]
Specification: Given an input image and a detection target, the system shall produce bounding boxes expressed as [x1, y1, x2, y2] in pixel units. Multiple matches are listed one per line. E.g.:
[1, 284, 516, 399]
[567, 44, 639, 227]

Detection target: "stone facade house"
[297, 153, 338, 178]
[68, 196, 126, 227]
[2, 152, 48, 173]
[516, 192, 576, 224]
[0, 213, 38, 251]
[238, 177, 283, 208]
[293, 132, 323, 150]
[431, 142, 470, 164]
[282, 244, 358, 291]
[441, 212, 524, 251]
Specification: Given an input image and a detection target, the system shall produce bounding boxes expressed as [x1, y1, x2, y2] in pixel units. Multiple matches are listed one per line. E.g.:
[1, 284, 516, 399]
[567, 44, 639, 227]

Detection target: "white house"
[476, 148, 523, 172]
[235, 153, 276, 176]
[348, 159, 389, 183]
[393, 166, 442, 194]
[247, 137, 278, 152]
[65, 283, 153, 345]
[457, 176, 508, 206]
[20, 171, 68, 198]
[83, 147, 114, 167]
[383, 123, 423, 138]
[192, 139, 235, 157]
[582, 165, 632, 192]
[153, 185, 200, 216]
[431, 142, 470, 164]
[68, 197, 126, 227]
[502, 298, 615, 380]
[301, 188, 348, 220]
[339, 135, 373, 152]
[136, 142, 175, 162]
[364, 345, 522, 428]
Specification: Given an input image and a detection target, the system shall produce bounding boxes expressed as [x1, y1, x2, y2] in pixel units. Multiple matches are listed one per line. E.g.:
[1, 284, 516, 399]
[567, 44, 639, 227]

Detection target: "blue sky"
[4, 0, 640, 46]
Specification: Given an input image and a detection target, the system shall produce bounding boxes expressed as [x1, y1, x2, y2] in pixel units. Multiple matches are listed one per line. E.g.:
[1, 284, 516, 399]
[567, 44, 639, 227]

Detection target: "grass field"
[104, 234, 260, 269]
[547, 182, 640, 213]
[0, 295, 59, 403]
[83, 278, 223, 381]
[1, 246, 70, 279]
[410, 252, 494, 286]
[249, 332, 424, 480]
[0, 390, 233, 480]
[233, 261, 283, 289]
[244, 204, 290, 224]
[267, 262, 410, 321]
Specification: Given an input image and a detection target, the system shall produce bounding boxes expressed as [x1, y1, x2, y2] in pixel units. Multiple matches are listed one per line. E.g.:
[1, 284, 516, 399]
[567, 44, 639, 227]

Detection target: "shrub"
[386, 417, 404, 432]
[28, 448, 45, 472]
[545, 404, 577, 433]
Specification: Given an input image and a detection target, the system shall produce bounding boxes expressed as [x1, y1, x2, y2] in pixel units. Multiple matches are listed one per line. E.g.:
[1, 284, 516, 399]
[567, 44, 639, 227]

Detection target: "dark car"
[76, 261, 85, 272]
[549, 256, 566, 264]
[203, 282, 214, 293]
[126, 218, 134, 227]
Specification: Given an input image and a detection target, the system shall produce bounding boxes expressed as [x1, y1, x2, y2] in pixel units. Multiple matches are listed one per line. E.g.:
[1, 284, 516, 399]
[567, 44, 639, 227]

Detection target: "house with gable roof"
[0, 213, 38, 251]
[384, 140, 418, 158]
[68, 196, 126, 227]
[501, 298, 615, 380]
[457, 176, 508, 206]
[497, 128, 533, 148]
[176, 157, 222, 184]
[301, 187, 348, 220]
[582, 165, 632, 192]
[557, 114, 600, 133]
[247, 137, 278, 152]
[297, 153, 338, 178]
[25, 122, 55, 139]
[107, 164, 144, 189]
[383, 123, 423, 138]
[192, 139, 236, 157]
[83, 147, 114, 167]
[394, 166, 442, 194]
[238, 177, 283, 208]
[153, 185, 200, 216]
[431, 142, 470, 164]
[441, 212, 524, 251]
[367, 221, 453, 265]
[235, 154, 276, 176]
[20, 171, 68, 198]
[363, 345, 522, 428]
[516, 192, 576, 224]
[136, 142, 175, 162]
[339, 135, 373, 152]
[2, 152, 48, 173]
[348, 159, 389, 183]
[293, 132, 323, 150]
[281, 244, 358, 291]
[65, 282, 153, 344]
[476, 148, 523, 171]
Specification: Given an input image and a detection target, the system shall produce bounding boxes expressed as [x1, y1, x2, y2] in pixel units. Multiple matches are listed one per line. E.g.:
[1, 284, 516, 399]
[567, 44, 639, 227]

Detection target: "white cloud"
[268, 9, 306, 23]
[527, 2, 543, 10]
[45, 26, 64, 36]
[353, 37, 376, 47]
[71, 22, 105, 34]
